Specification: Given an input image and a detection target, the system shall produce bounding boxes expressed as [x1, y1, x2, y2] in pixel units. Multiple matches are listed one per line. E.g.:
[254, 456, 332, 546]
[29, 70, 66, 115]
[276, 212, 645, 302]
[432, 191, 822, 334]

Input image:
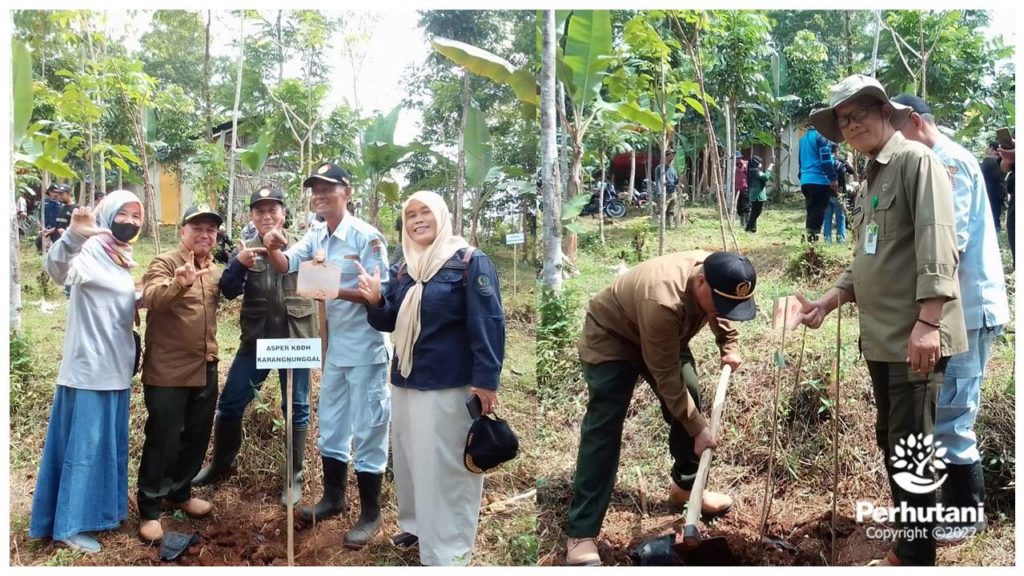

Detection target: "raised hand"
[794, 293, 826, 329]
[236, 238, 268, 269]
[262, 228, 287, 251]
[69, 206, 103, 238]
[354, 261, 382, 307]
[174, 250, 212, 288]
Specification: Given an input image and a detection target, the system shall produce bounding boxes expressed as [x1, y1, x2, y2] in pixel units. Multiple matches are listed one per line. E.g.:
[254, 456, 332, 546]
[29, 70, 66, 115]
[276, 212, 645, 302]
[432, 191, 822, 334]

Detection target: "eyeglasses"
[836, 103, 881, 129]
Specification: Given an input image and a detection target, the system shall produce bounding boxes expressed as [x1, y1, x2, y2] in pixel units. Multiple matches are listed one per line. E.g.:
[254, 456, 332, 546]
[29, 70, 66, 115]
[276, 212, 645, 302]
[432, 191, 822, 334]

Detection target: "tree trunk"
[843, 11, 854, 75]
[540, 10, 563, 293]
[628, 147, 636, 201]
[598, 148, 606, 245]
[557, 82, 570, 202]
[454, 69, 469, 235]
[10, 157, 22, 333]
[724, 100, 736, 222]
[127, 101, 160, 253]
[204, 11, 213, 140]
[226, 15, 246, 238]
[919, 21, 927, 99]
[118, 170, 123, 190]
[871, 10, 881, 77]
[658, 137, 667, 256]
[277, 10, 284, 84]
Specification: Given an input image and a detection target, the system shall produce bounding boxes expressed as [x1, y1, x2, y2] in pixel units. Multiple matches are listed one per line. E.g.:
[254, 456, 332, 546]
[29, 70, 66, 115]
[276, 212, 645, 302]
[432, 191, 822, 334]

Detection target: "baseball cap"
[302, 162, 352, 188]
[248, 184, 286, 208]
[703, 251, 758, 322]
[890, 93, 932, 116]
[181, 204, 224, 227]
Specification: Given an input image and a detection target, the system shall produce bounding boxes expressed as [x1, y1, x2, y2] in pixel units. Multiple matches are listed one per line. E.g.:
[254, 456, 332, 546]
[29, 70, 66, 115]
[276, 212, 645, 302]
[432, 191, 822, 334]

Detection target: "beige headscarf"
[394, 191, 470, 377]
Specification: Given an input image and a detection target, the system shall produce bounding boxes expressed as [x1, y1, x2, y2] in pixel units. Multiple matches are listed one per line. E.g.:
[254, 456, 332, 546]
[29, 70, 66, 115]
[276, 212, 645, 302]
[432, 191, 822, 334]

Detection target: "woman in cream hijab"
[360, 191, 505, 566]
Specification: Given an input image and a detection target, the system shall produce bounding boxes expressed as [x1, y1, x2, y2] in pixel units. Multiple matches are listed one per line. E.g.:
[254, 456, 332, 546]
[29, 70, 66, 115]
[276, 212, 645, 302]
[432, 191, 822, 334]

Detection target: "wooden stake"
[831, 294, 842, 566]
[286, 368, 294, 566]
[759, 298, 790, 537]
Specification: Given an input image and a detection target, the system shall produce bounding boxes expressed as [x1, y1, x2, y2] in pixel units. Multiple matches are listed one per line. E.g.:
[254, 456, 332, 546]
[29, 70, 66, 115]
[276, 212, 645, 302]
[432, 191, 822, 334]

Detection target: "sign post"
[257, 338, 322, 566]
[505, 232, 525, 298]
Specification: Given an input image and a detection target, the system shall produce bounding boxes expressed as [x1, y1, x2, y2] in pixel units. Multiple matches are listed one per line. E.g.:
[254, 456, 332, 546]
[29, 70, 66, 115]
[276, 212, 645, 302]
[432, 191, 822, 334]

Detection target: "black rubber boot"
[298, 456, 347, 522]
[280, 427, 307, 507]
[936, 462, 987, 545]
[343, 471, 383, 549]
[192, 418, 243, 486]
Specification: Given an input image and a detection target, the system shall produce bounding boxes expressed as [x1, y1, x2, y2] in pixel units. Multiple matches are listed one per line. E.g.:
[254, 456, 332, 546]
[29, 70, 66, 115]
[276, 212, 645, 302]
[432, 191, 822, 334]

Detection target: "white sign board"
[505, 232, 525, 245]
[257, 338, 323, 369]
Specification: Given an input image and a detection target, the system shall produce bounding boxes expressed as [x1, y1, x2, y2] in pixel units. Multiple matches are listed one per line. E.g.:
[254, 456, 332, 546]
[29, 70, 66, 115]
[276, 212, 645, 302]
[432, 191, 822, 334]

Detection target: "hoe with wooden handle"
[674, 365, 735, 565]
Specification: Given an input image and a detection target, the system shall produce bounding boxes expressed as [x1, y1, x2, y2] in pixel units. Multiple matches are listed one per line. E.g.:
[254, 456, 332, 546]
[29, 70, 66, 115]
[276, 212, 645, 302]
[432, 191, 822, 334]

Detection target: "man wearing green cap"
[797, 74, 967, 566]
[137, 205, 225, 544]
[565, 250, 758, 566]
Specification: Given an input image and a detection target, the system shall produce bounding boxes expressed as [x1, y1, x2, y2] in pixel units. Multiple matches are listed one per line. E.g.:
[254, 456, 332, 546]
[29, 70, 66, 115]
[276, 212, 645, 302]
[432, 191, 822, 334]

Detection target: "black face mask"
[109, 221, 140, 243]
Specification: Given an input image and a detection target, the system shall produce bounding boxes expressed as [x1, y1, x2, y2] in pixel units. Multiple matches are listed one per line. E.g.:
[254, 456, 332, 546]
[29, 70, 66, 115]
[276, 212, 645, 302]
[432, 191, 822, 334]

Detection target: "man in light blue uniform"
[894, 95, 1009, 543]
[264, 162, 391, 549]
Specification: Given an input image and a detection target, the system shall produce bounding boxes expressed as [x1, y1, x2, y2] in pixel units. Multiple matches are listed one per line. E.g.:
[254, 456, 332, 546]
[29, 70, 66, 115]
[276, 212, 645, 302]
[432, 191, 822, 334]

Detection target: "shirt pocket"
[874, 191, 899, 239]
[285, 297, 318, 339]
[428, 268, 467, 312]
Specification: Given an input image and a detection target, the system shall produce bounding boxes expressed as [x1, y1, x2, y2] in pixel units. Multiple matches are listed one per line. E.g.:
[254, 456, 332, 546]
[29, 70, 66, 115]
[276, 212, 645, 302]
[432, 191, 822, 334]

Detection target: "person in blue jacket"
[358, 190, 505, 566]
[798, 123, 838, 242]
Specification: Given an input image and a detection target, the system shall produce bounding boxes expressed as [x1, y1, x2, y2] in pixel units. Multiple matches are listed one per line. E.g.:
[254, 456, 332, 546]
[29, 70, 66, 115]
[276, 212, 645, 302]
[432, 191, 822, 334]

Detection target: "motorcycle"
[627, 187, 650, 209]
[581, 182, 628, 219]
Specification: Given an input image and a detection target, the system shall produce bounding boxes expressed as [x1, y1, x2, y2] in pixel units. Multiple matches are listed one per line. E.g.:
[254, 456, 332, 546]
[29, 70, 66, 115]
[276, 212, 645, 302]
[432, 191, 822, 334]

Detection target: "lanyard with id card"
[864, 195, 879, 255]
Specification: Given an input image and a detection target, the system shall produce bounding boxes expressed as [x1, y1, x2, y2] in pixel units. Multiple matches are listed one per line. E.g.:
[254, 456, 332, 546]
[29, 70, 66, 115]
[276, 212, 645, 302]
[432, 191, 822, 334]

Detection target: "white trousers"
[391, 385, 485, 566]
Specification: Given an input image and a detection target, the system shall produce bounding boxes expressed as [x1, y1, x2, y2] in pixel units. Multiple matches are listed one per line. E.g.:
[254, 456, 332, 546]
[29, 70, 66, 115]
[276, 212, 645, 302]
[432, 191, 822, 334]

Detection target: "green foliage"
[464, 104, 493, 189]
[563, 10, 614, 110]
[537, 286, 583, 388]
[8, 332, 41, 419]
[185, 137, 228, 208]
[628, 218, 652, 263]
[783, 30, 829, 119]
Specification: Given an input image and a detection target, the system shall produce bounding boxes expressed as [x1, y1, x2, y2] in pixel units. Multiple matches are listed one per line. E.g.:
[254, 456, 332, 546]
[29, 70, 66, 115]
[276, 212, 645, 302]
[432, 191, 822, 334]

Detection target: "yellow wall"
[159, 168, 181, 225]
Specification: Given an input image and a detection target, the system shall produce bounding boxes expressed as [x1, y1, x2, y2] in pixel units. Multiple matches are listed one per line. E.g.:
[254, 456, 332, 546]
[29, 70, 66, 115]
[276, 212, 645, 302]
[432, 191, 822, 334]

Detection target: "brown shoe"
[668, 482, 733, 517]
[565, 537, 602, 566]
[138, 520, 164, 544]
[166, 497, 213, 517]
[866, 550, 901, 566]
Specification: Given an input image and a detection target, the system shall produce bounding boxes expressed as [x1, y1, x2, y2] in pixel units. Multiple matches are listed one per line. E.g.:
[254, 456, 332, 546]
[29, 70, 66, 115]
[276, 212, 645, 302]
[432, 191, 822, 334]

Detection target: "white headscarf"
[394, 191, 470, 377]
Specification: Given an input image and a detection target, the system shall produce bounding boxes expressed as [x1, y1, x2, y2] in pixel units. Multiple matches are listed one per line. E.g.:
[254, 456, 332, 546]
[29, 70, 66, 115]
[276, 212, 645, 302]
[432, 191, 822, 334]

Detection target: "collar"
[872, 131, 905, 165]
[321, 215, 353, 243]
[683, 264, 706, 320]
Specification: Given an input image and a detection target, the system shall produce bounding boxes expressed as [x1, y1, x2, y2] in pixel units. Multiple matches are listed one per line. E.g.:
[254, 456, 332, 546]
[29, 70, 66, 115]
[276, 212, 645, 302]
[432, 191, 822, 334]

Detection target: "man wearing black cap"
[891, 93, 1008, 545]
[36, 184, 66, 254]
[264, 162, 391, 549]
[192, 186, 319, 508]
[564, 250, 757, 566]
[136, 205, 225, 544]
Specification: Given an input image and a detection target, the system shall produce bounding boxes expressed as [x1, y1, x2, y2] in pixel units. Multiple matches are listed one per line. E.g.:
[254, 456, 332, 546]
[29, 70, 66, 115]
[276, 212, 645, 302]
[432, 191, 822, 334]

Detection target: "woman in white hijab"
[360, 191, 505, 565]
[29, 190, 144, 554]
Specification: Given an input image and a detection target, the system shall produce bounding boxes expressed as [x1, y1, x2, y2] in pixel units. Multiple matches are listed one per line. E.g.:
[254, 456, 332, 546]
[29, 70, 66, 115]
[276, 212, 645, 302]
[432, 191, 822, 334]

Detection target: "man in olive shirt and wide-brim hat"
[565, 250, 757, 566]
[798, 74, 967, 567]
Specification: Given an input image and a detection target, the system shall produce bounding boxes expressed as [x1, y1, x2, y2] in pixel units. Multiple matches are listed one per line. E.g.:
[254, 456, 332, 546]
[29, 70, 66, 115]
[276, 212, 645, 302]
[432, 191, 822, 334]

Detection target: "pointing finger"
[354, 261, 368, 276]
[239, 238, 247, 251]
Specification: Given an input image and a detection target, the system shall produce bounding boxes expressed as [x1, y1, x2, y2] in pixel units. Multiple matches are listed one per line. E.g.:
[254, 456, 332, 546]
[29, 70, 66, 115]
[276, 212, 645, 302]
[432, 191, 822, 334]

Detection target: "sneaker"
[60, 532, 101, 554]
[566, 537, 602, 566]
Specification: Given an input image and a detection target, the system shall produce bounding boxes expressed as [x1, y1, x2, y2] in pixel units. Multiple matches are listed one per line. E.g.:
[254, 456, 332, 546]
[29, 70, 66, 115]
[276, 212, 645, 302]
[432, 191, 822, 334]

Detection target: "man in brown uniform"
[799, 75, 967, 566]
[565, 250, 757, 566]
[137, 206, 224, 543]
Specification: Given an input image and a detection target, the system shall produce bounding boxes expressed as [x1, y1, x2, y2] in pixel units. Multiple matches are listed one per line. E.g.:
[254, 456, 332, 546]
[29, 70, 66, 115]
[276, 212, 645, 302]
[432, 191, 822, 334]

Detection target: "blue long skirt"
[28, 386, 130, 541]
